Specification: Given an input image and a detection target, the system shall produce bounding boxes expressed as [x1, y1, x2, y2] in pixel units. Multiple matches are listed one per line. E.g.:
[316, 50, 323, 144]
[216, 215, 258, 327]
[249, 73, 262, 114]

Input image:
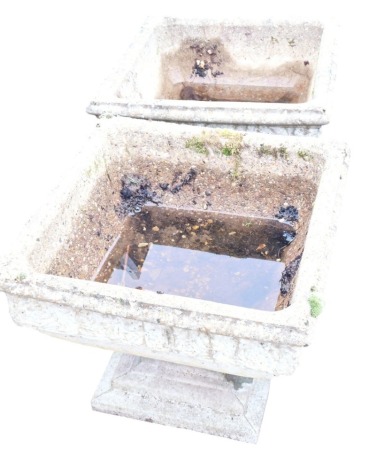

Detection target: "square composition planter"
[87, 17, 336, 135]
[0, 118, 348, 441]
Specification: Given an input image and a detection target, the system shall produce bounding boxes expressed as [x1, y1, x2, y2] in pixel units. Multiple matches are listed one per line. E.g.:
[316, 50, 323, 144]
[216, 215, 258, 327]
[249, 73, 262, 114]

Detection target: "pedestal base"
[92, 353, 270, 443]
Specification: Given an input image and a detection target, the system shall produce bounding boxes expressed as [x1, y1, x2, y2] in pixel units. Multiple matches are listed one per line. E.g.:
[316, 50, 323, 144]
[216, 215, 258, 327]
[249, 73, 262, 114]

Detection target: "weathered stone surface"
[86, 17, 337, 135]
[92, 353, 270, 443]
[0, 118, 349, 378]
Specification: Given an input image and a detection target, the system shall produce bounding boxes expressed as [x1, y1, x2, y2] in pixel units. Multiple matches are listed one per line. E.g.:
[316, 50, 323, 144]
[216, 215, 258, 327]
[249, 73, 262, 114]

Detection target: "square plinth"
[92, 353, 270, 443]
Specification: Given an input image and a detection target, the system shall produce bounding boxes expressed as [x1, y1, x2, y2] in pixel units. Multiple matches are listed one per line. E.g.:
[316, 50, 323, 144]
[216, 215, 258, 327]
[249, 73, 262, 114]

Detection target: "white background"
[0, 2, 368, 469]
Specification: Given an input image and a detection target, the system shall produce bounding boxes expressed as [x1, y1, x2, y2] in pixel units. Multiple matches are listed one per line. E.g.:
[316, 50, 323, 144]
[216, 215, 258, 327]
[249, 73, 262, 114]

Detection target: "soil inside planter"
[45, 128, 323, 310]
[93, 206, 295, 311]
[159, 39, 313, 103]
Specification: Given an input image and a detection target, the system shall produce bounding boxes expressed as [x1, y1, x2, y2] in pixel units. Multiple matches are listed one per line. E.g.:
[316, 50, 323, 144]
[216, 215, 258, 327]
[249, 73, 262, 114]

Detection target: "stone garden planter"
[87, 17, 336, 135]
[0, 118, 348, 441]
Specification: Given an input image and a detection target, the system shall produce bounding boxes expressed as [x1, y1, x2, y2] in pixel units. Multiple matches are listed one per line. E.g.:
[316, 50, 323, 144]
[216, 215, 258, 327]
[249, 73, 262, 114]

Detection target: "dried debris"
[115, 175, 161, 216]
[115, 169, 198, 216]
[276, 205, 299, 222]
[280, 253, 302, 296]
[190, 42, 224, 78]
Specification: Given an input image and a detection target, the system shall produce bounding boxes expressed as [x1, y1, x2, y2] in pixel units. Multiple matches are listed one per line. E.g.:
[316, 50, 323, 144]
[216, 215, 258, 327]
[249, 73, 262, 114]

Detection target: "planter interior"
[157, 25, 320, 104]
[47, 131, 317, 311]
[87, 17, 335, 134]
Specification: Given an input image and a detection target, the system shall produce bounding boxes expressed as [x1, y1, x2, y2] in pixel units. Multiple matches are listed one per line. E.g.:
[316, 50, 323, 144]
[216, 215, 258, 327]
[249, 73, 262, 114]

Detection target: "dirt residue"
[165, 168, 197, 194]
[115, 175, 161, 216]
[276, 205, 299, 223]
[280, 254, 303, 297]
[159, 38, 313, 103]
[189, 42, 224, 79]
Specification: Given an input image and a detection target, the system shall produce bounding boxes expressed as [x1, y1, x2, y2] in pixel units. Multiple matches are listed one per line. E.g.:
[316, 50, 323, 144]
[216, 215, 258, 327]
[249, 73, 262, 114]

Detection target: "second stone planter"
[87, 17, 336, 135]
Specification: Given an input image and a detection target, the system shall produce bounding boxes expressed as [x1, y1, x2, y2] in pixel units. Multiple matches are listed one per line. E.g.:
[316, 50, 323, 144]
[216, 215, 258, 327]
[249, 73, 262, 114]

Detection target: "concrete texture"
[0, 118, 349, 379]
[86, 17, 336, 135]
[92, 352, 270, 443]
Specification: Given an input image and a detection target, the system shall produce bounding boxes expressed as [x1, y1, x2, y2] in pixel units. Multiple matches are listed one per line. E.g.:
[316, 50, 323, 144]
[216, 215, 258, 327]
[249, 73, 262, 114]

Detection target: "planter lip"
[86, 100, 330, 126]
[148, 15, 326, 25]
[0, 118, 349, 344]
[0, 269, 309, 332]
[86, 15, 337, 131]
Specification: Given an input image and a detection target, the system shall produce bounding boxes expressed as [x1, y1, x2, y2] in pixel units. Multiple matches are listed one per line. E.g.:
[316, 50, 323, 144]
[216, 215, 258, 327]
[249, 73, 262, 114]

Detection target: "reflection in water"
[95, 206, 295, 311]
